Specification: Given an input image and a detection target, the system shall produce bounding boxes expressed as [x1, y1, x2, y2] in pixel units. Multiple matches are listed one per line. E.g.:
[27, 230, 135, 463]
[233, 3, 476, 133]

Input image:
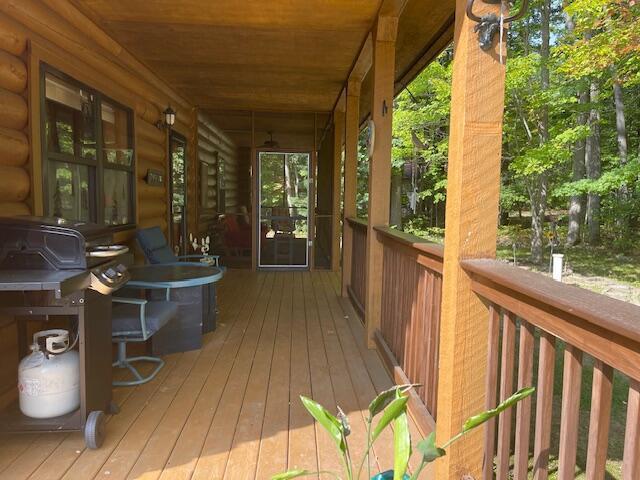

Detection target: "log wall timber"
[135, 111, 168, 235]
[0, 17, 29, 218]
[196, 111, 241, 237]
[0, 15, 28, 409]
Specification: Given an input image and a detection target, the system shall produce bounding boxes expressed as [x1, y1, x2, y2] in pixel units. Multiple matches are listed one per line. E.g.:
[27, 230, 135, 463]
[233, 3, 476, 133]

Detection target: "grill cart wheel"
[84, 410, 106, 449]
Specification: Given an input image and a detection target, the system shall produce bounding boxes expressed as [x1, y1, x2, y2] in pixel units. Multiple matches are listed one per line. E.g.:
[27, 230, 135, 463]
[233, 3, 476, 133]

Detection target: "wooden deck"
[0, 270, 425, 480]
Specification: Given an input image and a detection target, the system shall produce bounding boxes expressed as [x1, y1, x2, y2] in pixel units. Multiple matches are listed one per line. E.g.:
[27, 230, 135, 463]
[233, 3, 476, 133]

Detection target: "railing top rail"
[462, 258, 640, 345]
[346, 217, 368, 230]
[374, 226, 445, 260]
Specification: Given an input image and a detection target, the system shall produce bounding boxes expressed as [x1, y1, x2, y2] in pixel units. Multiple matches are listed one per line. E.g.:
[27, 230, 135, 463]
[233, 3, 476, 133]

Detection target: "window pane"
[102, 101, 133, 166]
[104, 169, 132, 226]
[45, 73, 97, 160]
[48, 161, 92, 221]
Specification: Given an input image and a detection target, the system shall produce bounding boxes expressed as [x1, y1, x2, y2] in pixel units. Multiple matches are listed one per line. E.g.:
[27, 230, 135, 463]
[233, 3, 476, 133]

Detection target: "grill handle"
[86, 245, 129, 258]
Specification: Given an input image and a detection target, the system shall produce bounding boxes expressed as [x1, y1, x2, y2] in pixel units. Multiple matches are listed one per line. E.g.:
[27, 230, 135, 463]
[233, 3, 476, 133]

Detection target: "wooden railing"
[373, 226, 444, 433]
[462, 259, 640, 480]
[346, 217, 368, 317]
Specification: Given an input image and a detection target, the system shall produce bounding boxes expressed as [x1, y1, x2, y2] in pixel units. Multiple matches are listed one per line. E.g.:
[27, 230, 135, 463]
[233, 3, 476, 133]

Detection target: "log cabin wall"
[196, 111, 241, 237]
[0, 4, 209, 406]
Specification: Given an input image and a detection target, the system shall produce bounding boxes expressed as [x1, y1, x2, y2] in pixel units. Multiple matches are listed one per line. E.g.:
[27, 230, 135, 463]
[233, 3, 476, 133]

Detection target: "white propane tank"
[18, 329, 80, 419]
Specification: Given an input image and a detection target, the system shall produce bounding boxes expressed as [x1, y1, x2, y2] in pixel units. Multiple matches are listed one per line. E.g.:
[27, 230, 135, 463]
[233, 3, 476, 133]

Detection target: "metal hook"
[466, 0, 529, 50]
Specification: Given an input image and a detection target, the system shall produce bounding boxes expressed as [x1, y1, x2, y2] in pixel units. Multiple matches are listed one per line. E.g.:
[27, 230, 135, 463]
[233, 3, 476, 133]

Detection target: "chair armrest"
[111, 296, 153, 338]
[112, 297, 147, 305]
[177, 254, 220, 267]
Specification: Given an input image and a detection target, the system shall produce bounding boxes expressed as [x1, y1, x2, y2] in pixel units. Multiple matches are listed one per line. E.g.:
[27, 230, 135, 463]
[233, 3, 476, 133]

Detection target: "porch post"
[331, 99, 345, 272]
[341, 79, 361, 296]
[435, 0, 507, 479]
[364, 16, 397, 348]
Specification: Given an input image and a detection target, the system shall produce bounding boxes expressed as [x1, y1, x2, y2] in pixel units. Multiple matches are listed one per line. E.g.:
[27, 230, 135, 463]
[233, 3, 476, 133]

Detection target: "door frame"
[169, 131, 188, 256]
[255, 148, 314, 270]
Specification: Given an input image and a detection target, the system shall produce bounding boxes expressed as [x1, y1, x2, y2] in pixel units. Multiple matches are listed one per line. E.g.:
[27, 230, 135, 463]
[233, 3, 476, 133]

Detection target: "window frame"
[40, 63, 136, 230]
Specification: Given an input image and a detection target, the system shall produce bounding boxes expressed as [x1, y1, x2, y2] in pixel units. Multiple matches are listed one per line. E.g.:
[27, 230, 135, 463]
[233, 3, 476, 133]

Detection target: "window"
[43, 67, 135, 227]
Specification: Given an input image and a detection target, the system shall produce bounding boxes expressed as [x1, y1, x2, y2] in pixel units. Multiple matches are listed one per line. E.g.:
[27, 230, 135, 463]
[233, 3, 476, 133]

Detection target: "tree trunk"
[585, 78, 601, 245]
[566, 89, 588, 246]
[529, 176, 547, 264]
[389, 171, 403, 228]
[612, 73, 629, 234]
[530, 0, 550, 264]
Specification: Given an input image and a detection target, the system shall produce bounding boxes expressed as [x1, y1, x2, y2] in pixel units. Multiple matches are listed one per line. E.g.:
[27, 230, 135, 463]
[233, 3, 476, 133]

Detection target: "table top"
[126, 264, 223, 289]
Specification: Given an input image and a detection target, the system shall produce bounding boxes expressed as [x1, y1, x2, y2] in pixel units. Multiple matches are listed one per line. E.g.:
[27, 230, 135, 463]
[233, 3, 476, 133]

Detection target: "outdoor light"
[466, 0, 529, 51]
[156, 106, 176, 129]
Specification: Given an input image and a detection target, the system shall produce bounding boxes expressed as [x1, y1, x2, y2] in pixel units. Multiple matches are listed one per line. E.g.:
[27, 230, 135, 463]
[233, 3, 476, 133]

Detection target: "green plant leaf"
[463, 386, 535, 433]
[393, 402, 411, 479]
[271, 469, 311, 480]
[300, 396, 344, 451]
[368, 385, 416, 418]
[372, 395, 409, 442]
[416, 432, 446, 463]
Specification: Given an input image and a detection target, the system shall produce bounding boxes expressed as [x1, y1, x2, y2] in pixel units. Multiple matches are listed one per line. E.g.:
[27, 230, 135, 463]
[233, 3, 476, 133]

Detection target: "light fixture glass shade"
[164, 106, 176, 127]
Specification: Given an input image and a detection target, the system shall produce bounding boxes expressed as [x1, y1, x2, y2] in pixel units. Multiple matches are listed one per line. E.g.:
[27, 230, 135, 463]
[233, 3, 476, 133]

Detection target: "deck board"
[0, 270, 420, 480]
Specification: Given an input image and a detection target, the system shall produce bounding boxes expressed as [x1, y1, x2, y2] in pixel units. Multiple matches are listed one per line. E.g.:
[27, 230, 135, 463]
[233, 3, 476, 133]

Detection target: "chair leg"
[112, 341, 165, 387]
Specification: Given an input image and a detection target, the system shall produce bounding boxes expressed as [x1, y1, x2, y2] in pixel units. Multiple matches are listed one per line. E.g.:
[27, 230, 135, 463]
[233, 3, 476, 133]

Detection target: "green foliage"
[273, 386, 535, 480]
[379, 0, 640, 260]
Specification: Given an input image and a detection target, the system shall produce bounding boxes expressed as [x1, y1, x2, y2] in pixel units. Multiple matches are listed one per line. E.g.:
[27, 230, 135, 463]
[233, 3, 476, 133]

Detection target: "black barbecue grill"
[0, 216, 130, 448]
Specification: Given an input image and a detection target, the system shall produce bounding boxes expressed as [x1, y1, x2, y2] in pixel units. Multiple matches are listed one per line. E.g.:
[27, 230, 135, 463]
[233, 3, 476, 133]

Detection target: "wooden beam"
[331, 103, 345, 272]
[364, 16, 397, 348]
[434, 0, 508, 478]
[349, 32, 373, 83]
[341, 79, 361, 296]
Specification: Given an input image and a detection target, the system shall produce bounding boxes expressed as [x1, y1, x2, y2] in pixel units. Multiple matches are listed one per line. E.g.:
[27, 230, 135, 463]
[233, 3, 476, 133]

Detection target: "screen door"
[258, 151, 310, 268]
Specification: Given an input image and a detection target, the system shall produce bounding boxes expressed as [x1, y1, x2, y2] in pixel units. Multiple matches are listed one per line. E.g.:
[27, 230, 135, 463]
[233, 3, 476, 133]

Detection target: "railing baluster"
[428, 273, 441, 416]
[483, 304, 500, 480]
[534, 332, 556, 480]
[586, 360, 614, 480]
[497, 311, 516, 480]
[514, 320, 534, 480]
[558, 345, 583, 480]
[623, 380, 640, 480]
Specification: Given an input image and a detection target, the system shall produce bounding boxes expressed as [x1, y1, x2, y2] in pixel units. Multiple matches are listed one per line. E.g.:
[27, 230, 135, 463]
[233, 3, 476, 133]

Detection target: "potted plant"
[272, 385, 535, 480]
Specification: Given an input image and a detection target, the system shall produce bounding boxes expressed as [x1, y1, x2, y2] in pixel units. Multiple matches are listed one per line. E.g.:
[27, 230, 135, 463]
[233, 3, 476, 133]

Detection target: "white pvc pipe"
[552, 253, 564, 282]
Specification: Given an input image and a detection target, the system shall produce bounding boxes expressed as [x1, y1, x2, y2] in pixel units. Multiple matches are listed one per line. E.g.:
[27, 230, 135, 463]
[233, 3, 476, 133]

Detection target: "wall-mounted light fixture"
[466, 0, 528, 51]
[156, 106, 176, 130]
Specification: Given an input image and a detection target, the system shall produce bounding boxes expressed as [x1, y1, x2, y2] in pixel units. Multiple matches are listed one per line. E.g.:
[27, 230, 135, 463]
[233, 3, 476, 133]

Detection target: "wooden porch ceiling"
[69, 0, 454, 118]
[69, 0, 384, 112]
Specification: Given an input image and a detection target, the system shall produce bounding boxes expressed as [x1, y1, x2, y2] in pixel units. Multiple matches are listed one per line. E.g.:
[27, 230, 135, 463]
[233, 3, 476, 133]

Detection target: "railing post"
[332, 97, 345, 272]
[341, 79, 360, 296]
[435, 0, 508, 478]
[364, 16, 397, 348]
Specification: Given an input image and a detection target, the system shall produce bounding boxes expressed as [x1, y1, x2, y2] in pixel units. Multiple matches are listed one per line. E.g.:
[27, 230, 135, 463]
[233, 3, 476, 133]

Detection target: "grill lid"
[0, 216, 115, 270]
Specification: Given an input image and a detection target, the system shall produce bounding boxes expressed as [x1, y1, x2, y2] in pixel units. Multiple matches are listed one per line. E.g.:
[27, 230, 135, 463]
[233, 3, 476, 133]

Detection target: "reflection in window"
[45, 73, 96, 160]
[43, 67, 135, 226]
[102, 101, 133, 166]
[49, 161, 92, 222]
[104, 169, 132, 225]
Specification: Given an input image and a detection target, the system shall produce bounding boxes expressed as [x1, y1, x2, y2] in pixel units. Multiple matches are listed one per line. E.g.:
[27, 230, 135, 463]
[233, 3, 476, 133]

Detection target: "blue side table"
[125, 264, 224, 354]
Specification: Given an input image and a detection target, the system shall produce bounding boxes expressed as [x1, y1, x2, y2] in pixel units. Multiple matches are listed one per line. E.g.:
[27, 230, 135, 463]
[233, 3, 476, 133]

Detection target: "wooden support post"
[251, 111, 257, 271]
[331, 101, 345, 272]
[341, 79, 361, 296]
[364, 16, 397, 348]
[435, 0, 507, 478]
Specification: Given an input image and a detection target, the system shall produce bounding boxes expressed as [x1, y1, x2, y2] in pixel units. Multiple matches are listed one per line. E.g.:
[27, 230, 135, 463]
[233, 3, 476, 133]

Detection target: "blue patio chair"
[136, 226, 221, 267]
[111, 290, 178, 386]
